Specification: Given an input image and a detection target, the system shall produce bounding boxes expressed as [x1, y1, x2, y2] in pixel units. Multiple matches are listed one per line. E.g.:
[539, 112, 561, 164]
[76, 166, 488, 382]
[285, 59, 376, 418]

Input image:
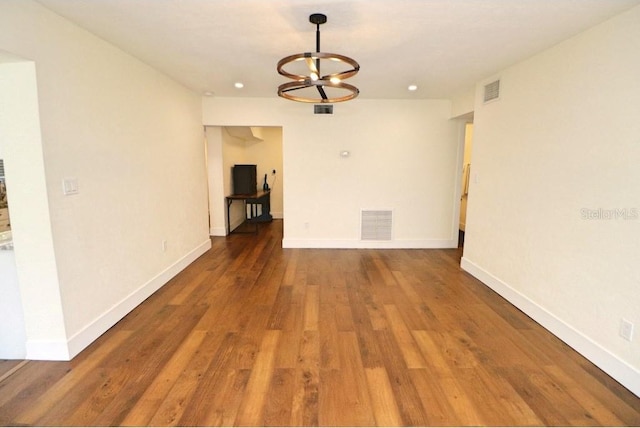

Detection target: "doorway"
[0, 55, 38, 359]
[205, 126, 283, 236]
[459, 122, 473, 247]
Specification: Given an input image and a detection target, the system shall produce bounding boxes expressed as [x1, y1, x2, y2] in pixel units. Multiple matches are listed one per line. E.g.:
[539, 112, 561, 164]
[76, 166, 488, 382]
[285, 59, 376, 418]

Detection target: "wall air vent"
[0, 159, 4, 178]
[483, 79, 500, 103]
[361, 210, 393, 241]
[314, 104, 333, 114]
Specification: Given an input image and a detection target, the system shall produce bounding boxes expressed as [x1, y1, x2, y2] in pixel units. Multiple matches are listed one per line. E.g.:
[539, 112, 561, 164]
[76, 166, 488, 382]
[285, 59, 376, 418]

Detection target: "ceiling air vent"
[483, 79, 500, 103]
[361, 209, 392, 241]
[314, 104, 333, 114]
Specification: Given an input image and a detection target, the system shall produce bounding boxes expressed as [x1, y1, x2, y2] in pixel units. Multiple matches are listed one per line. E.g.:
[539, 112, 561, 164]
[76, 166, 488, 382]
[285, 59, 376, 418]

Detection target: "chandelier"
[277, 13, 360, 103]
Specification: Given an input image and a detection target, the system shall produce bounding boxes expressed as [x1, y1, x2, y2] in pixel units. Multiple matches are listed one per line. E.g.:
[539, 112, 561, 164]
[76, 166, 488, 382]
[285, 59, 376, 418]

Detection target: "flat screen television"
[232, 164, 257, 195]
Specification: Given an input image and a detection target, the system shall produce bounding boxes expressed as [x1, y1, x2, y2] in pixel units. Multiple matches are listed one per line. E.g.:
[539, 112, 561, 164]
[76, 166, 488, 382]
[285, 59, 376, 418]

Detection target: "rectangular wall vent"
[483, 79, 500, 103]
[0, 159, 4, 178]
[361, 210, 393, 241]
[314, 104, 333, 114]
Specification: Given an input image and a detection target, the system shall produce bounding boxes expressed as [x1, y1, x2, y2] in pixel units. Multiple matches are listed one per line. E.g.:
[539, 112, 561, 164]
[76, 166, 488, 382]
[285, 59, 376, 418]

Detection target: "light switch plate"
[621, 319, 634, 342]
[63, 177, 79, 195]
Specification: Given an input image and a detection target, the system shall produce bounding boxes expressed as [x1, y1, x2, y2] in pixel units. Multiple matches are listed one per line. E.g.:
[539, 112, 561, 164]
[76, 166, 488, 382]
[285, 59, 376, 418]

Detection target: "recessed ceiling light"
[234, 82, 244, 89]
[408, 84, 418, 91]
[204, 91, 214, 97]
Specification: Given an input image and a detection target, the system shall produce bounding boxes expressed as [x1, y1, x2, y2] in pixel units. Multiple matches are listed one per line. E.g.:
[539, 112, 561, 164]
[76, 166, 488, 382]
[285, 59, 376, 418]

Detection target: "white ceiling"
[36, 0, 640, 100]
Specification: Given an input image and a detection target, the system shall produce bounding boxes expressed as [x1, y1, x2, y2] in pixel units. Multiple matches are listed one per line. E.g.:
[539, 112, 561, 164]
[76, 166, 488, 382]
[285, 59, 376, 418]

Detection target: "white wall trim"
[210, 226, 227, 237]
[218, 217, 283, 236]
[283, 238, 457, 249]
[28, 239, 213, 361]
[461, 256, 640, 397]
[25, 340, 71, 361]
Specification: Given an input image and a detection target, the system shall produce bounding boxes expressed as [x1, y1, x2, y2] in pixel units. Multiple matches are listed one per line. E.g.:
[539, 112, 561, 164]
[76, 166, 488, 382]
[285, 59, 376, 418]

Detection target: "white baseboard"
[26, 340, 71, 361]
[27, 239, 212, 361]
[461, 256, 640, 398]
[282, 238, 457, 249]
[212, 214, 283, 236]
[210, 226, 227, 236]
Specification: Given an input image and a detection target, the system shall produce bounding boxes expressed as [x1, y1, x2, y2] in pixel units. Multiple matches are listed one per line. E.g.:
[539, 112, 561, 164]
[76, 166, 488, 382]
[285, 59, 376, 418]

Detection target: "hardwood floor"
[1, 219, 639, 426]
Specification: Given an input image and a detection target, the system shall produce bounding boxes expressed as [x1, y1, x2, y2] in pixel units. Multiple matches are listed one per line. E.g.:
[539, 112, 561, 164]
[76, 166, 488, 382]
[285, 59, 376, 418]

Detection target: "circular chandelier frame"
[277, 79, 359, 103]
[276, 52, 360, 82]
[276, 14, 360, 103]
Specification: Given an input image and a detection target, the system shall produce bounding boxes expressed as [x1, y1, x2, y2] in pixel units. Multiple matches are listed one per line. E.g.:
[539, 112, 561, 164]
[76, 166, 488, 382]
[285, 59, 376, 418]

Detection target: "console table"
[226, 190, 273, 234]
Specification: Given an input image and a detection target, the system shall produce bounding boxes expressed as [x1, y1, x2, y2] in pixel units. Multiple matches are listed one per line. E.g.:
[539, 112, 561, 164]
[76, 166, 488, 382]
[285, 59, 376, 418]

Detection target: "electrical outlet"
[620, 319, 634, 342]
[162, 240, 167, 252]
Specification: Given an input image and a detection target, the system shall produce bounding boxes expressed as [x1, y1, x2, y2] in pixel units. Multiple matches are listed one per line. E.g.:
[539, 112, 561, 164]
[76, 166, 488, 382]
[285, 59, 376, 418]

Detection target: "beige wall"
[205, 126, 225, 236]
[0, 1, 210, 359]
[203, 98, 462, 248]
[450, 88, 475, 118]
[0, 59, 56, 359]
[463, 5, 640, 395]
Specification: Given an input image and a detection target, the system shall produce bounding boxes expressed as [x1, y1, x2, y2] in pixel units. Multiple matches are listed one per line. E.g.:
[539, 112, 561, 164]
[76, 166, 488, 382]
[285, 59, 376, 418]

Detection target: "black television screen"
[232, 164, 257, 195]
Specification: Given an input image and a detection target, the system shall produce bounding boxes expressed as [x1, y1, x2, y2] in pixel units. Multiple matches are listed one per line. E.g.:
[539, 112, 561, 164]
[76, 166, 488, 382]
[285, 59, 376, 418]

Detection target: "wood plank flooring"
[1, 219, 639, 426]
